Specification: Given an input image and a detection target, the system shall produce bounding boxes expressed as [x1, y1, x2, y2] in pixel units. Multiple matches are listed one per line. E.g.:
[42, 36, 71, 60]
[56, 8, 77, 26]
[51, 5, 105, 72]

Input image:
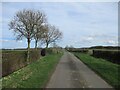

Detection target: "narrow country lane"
[46, 50, 113, 88]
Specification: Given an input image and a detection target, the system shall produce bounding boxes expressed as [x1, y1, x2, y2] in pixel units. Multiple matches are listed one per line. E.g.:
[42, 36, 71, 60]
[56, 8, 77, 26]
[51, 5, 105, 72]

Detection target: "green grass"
[2, 53, 63, 88]
[73, 52, 119, 89]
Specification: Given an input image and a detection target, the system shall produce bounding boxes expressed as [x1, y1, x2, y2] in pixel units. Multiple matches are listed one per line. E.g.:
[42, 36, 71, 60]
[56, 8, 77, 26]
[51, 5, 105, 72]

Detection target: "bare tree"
[34, 25, 46, 49]
[9, 9, 47, 62]
[33, 11, 47, 49]
[42, 24, 63, 48]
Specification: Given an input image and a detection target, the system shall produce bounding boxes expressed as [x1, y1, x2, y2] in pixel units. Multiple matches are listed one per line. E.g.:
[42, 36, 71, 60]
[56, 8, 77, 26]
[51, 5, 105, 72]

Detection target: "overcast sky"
[1, 0, 119, 48]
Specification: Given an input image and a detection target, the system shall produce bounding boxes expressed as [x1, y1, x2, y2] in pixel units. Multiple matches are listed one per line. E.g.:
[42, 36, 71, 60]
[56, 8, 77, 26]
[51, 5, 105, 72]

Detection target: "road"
[46, 50, 113, 88]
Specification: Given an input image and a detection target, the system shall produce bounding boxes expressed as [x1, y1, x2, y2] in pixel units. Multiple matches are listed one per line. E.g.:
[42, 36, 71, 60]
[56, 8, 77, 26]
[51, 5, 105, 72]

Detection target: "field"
[73, 52, 120, 89]
[2, 52, 63, 88]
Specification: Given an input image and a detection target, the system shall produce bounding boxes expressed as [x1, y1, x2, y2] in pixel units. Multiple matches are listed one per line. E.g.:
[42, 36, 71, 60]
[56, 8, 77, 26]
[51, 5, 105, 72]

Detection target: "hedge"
[2, 50, 41, 77]
[67, 48, 88, 53]
[92, 50, 120, 64]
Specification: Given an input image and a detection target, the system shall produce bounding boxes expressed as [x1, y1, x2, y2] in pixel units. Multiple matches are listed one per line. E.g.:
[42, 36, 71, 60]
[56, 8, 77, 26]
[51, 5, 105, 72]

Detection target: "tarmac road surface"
[46, 50, 113, 88]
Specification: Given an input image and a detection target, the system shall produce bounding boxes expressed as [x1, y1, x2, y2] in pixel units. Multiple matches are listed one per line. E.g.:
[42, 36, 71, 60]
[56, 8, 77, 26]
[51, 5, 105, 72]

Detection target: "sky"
[1, 0, 119, 48]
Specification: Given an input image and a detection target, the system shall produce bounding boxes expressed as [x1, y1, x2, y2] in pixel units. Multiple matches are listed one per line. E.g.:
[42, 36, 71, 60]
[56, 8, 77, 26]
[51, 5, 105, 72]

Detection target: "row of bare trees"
[9, 9, 62, 62]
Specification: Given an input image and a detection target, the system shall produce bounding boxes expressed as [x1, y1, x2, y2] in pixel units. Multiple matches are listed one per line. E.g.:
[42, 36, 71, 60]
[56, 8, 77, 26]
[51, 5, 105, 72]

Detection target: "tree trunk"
[27, 38, 30, 63]
[35, 40, 38, 49]
[46, 43, 49, 49]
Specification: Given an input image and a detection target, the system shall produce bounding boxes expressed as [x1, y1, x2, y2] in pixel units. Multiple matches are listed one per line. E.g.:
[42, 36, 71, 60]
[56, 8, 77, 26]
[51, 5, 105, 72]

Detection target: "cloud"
[104, 40, 118, 45]
[0, 39, 15, 42]
[0, 39, 23, 43]
[2, 2, 118, 48]
[0, 39, 9, 42]
[84, 37, 94, 41]
[1, 39, 27, 49]
[77, 34, 118, 47]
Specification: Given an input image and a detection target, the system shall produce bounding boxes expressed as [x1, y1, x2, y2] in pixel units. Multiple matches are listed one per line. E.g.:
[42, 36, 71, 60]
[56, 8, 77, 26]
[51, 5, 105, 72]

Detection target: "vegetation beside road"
[73, 52, 119, 89]
[67, 48, 119, 64]
[2, 52, 63, 88]
[2, 49, 41, 77]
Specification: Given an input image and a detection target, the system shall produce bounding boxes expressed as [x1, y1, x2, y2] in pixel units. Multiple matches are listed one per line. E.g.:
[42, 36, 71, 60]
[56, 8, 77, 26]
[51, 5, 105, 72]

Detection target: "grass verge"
[72, 52, 119, 89]
[2, 53, 63, 88]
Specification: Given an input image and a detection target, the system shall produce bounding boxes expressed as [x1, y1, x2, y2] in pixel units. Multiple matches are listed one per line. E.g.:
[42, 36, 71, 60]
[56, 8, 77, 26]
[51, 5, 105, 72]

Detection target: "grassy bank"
[2, 53, 63, 88]
[73, 52, 119, 89]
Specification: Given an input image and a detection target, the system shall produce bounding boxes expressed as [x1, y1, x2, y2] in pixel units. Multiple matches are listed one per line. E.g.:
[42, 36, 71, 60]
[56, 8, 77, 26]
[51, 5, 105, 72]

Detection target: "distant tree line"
[89, 46, 120, 49]
[65, 45, 120, 50]
[9, 9, 63, 62]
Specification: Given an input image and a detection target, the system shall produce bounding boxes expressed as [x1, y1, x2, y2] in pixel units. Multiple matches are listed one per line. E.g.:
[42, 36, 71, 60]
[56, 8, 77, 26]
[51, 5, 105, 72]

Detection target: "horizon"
[1, 45, 119, 49]
[1, 1, 118, 49]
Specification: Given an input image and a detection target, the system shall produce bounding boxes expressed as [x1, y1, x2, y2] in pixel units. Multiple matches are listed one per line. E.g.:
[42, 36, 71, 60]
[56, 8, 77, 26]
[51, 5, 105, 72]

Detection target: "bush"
[41, 49, 46, 56]
[2, 50, 41, 77]
[29, 50, 41, 62]
[92, 50, 120, 64]
[68, 48, 88, 53]
[45, 48, 62, 55]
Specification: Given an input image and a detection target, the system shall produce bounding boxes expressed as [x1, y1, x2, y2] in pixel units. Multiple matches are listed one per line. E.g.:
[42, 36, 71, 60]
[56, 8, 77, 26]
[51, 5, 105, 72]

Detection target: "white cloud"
[85, 37, 94, 41]
[105, 40, 118, 45]
[0, 39, 24, 43]
[1, 2, 118, 48]
[0, 39, 15, 42]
